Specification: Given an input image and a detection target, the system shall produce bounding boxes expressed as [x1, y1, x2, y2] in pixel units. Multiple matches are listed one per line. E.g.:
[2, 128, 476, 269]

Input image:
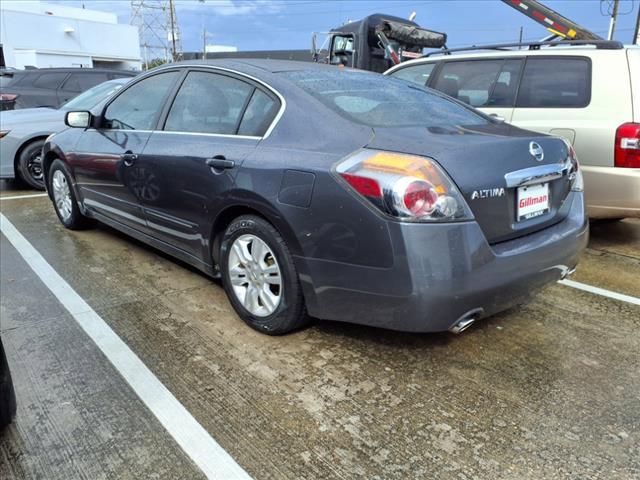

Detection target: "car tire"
[220, 215, 310, 335]
[48, 159, 93, 230]
[0, 342, 16, 430]
[16, 138, 46, 190]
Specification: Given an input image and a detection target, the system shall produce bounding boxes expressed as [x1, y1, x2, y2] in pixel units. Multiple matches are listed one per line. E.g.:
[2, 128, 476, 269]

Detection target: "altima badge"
[471, 188, 505, 200]
[529, 141, 544, 162]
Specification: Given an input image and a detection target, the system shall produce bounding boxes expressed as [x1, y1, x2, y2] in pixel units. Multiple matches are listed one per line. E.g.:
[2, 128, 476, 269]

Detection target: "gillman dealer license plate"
[517, 183, 550, 221]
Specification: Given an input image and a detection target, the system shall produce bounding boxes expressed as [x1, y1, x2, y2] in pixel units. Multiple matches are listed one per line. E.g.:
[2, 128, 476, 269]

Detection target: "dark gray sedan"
[42, 60, 588, 335]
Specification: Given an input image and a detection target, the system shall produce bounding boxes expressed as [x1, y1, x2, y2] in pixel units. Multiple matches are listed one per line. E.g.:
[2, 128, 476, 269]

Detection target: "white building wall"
[0, 1, 140, 70]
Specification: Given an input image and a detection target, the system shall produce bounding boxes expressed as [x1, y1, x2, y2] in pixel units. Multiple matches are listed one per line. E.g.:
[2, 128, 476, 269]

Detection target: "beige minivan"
[385, 41, 640, 219]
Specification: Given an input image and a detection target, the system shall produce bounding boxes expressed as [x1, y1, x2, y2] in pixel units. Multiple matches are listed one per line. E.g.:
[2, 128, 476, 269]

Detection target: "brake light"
[562, 139, 583, 192]
[615, 123, 640, 168]
[0, 93, 18, 101]
[335, 149, 473, 221]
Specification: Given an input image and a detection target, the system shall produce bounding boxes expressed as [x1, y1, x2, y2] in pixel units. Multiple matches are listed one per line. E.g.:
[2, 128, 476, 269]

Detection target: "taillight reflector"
[340, 173, 382, 199]
[615, 123, 640, 168]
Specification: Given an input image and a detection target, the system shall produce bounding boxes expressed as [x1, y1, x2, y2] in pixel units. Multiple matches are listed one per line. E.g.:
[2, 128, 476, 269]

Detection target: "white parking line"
[0, 213, 252, 480]
[0, 193, 48, 201]
[559, 279, 640, 306]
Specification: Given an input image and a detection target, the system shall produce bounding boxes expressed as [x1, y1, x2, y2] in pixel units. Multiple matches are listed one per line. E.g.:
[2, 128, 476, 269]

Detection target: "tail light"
[563, 140, 583, 191]
[0, 93, 18, 102]
[335, 149, 473, 222]
[615, 123, 640, 168]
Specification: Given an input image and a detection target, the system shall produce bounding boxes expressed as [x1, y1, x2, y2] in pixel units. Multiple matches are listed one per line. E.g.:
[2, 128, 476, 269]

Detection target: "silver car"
[0, 78, 131, 189]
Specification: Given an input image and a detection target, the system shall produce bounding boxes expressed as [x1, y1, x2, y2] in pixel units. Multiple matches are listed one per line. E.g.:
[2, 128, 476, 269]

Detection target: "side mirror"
[65, 110, 92, 128]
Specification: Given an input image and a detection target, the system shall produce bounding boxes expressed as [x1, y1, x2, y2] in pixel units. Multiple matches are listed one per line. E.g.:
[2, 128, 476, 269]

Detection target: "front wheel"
[219, 215, 309, 335]
[17, 139, 46, 190]
[49, 159, 93, 230]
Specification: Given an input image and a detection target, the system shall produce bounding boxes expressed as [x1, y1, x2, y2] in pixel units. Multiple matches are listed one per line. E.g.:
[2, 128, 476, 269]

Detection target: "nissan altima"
[42, 60, 588, 335]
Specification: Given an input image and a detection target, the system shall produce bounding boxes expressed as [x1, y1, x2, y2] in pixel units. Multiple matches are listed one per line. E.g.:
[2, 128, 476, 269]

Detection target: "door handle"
[121, 152, 138, 167]
[206, 156, 235, 170]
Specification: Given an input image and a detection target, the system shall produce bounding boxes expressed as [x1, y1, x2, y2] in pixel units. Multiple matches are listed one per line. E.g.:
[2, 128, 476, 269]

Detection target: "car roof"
[170, 58, 344, 74]
[386, 43, 636, 72]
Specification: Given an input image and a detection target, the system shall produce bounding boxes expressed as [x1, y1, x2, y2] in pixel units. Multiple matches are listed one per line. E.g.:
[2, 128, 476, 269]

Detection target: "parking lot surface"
[1, 182, 639, 480]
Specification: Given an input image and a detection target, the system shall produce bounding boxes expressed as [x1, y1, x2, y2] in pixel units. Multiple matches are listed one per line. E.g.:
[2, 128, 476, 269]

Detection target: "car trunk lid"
[367, 123, 574, 243]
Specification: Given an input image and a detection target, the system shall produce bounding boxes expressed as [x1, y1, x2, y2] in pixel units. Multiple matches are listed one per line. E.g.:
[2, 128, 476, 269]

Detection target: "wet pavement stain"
[1, 183, 639, 479]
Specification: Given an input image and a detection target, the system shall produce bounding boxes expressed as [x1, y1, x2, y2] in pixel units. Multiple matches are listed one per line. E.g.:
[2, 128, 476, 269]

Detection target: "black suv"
[0, 67, 137, 111]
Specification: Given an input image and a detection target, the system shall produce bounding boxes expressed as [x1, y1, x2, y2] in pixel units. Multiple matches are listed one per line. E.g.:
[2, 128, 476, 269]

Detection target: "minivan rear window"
[516, 57, 590, 108]
[282, 70, 487, 128]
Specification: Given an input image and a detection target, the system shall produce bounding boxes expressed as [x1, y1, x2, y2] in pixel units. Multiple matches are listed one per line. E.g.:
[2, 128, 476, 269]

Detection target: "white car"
[0, 78, 131, 189]
[385, 40, 640, 219]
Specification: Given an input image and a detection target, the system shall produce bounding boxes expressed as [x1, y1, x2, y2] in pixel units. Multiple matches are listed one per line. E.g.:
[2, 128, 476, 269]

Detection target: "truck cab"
[313, 14, 446, 73]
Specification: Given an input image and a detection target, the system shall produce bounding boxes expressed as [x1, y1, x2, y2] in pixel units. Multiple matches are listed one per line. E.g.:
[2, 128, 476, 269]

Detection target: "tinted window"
[165, 71, 254, 134]
[487, 60, 522, 107]
[283, 70, 486, 128]
[104, 71, 178, 130]
[32, 73, 68, 89]
[63, 73, 110, 93]
[516, 58, 590, 108]
[238, 89, 278, 136]
[434, 60, 504, 107]
[62, 80, 125, 110]
[388, 63, 436, 86]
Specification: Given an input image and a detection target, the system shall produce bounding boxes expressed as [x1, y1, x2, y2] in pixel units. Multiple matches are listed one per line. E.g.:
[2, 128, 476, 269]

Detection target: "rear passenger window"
[388, 63, 435, 86]
[238, 89, 278, 136]
[487, 59, 522, 107]
[516, 58, 590, 108]
[32, 73, 68, 89]
[434, 60, 504, 106]
[63, 73, 110, 93]
[165, 71, 254, 135]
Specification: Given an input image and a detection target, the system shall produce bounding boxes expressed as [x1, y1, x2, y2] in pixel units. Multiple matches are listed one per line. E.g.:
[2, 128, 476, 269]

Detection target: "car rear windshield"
[281, 69, 488, 128]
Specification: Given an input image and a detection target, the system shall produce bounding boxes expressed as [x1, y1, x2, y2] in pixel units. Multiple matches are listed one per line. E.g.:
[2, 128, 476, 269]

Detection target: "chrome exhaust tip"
[449, 308, 483, 334]
[450, 318, 476, 334]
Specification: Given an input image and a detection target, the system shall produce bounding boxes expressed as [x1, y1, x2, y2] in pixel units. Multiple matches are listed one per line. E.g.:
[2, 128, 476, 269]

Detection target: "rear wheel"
[16, 139, 46, 190]
[49, 159, 93, 230]
[220, 215, 309, 335]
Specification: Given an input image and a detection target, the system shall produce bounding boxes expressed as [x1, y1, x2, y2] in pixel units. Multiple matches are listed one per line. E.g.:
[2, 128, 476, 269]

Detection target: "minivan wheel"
[17, 139, 46, 190]
[220, 215, 309, 335]
[49, 159, 93, 230]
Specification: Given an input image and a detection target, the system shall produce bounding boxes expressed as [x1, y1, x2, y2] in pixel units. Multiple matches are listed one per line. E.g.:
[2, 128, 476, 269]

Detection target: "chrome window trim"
[154, 130, 261, 140]
[152, 64, 286, 140]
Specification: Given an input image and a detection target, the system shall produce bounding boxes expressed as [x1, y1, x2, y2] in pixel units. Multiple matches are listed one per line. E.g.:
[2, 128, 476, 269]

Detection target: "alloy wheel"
[228, 234, 282, 317]
[52, 170, 72, 221]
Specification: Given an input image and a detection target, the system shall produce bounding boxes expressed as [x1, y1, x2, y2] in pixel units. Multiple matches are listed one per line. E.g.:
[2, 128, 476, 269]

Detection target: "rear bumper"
[296, 191, 588, 332]
[583, 166, 640, 219]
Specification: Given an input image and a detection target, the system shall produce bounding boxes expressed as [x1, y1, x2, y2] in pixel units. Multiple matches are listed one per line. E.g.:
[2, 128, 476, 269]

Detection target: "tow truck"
[311, 14, 447, 73]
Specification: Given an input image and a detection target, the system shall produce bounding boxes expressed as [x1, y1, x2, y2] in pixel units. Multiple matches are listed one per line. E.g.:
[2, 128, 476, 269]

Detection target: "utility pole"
[607, 0, 620, 41]
[634, 3, 640, 44]
[202, 26, 207, 60]
[169, 0, 177, 61]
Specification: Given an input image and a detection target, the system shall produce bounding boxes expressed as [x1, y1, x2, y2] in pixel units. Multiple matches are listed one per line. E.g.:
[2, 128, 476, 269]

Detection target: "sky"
[46, 0, 640, 53]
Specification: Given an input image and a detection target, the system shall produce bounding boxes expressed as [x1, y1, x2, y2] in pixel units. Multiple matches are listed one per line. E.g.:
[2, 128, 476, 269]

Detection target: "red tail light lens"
[336, 149, 473, 222]
[0, 93, 18, 101]
[615, 123, 640, 168]
[340, 173, 382, 199]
